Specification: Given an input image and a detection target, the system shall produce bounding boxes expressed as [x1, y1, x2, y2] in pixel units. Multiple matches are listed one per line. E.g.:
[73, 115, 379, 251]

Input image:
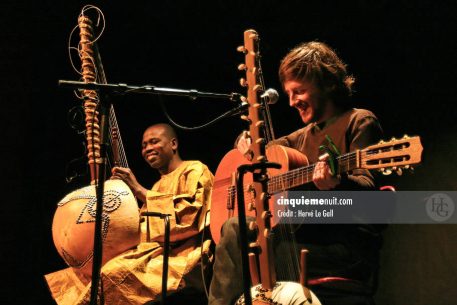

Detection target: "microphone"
[261, 88, 279, 104]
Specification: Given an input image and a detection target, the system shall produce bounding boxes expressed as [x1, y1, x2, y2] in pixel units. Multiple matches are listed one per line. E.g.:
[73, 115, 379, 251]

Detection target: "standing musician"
[208, 42, 384, 305]
[46, 123, 213, 305]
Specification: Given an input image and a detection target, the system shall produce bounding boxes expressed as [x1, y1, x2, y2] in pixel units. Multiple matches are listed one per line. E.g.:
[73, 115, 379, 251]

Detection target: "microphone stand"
[89, 93, 111, 305]
[236, 162, 281, 305]
[58, 80, 242, 102]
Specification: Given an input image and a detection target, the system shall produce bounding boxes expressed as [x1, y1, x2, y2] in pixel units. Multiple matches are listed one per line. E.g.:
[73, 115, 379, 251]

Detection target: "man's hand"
[312, 154, 341, 190]
[111, 167, 147, 203]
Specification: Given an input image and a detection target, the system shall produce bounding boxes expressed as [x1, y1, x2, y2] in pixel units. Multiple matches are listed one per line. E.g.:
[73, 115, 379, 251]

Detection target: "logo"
[426, 193, 455, 222]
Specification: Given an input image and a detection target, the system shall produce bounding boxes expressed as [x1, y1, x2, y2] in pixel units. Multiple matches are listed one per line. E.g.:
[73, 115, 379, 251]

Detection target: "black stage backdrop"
[1, 1, 456, 304]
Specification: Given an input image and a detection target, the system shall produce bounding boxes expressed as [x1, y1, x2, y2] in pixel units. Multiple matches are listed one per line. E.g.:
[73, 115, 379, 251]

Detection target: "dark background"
[1, 0, 456, 304]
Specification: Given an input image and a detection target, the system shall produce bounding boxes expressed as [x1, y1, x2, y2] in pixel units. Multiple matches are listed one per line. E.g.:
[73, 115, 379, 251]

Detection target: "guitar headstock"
[237, 30, 278, 289]
[237, 29, 265, 160]
[360, 135, 423, 175]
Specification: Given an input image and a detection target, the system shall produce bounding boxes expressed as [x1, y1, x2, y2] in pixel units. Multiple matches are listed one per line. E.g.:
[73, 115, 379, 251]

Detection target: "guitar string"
[93, 37, 129, 170]
[225, 141, 408, 194]
[226, 146, 408, 197]
[267, 146, 409, 192]
[269, 148, 389, 188]
[74, 7, 130, 176]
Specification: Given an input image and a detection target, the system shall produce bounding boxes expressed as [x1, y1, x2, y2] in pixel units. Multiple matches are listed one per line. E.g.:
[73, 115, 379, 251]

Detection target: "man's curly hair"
[279, 41, 355, 104]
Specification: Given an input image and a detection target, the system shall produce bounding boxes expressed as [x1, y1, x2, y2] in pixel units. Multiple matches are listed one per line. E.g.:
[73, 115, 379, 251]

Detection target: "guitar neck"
[268, 150, 358, 193]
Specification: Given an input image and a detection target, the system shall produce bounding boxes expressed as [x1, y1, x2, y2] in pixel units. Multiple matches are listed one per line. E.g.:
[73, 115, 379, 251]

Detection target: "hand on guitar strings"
[312, 153, 341, 190]
[111, 167, 147, 203]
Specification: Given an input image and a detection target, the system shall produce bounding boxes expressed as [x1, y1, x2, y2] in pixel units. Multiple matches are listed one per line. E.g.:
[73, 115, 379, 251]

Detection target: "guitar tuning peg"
[248, 221, 258, 231]
[255, 120, 265, 127]
[256, 138, 266, 145]
[260, 192, 269, 201]
[257, 155, 266, 162]
[380, 168, 392, 175]
[378, 139, 385, 144]
[238, 63, 246, 71]
[404, 164, 410, 169]
[237, 46, 246, 53]
[240, 78, 247, 87]
[396, 168, 403, 176]
[403, 134, 409, 139]
[390, 137, 397, 142]
[240, 96, 247, 103]
[249, 242, 260, 249]
[261, 211, 271, 220]
[240, 115, 251, 123]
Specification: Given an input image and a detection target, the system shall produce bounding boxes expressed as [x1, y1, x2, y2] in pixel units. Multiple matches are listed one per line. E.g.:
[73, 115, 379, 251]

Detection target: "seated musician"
[46, 123, 213, 305]
[208, 42, 384, 305]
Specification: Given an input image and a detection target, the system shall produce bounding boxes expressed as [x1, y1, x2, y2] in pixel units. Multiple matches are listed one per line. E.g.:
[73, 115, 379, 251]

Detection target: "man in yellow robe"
[46, 123, 213, 305]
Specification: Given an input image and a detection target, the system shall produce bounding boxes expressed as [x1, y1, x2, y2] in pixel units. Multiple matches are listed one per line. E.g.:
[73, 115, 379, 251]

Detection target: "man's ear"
[171, 138, 178, 152]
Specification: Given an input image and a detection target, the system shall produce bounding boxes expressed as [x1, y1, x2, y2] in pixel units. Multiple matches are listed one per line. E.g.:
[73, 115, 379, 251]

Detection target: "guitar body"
[210, 134, 424, 244]
[210, 144, 309, 244]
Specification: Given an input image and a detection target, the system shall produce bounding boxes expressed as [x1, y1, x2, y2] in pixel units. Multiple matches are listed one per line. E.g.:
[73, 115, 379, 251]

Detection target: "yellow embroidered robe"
[45, 160, 213, 305]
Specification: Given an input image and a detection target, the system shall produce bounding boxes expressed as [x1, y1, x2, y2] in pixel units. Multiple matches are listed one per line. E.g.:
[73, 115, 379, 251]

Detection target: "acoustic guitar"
[210, 136, 423, 244]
